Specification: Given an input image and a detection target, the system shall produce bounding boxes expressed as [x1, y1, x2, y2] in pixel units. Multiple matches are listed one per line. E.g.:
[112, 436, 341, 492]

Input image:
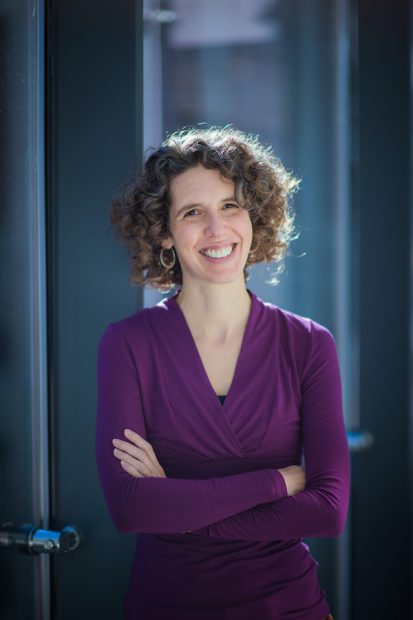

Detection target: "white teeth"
[201, 244, 234, 259]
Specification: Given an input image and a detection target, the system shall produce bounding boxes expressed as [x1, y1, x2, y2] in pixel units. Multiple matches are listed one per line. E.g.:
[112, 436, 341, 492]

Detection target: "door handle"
[0, 522, 82, 555]
[347, 429, 374, 452]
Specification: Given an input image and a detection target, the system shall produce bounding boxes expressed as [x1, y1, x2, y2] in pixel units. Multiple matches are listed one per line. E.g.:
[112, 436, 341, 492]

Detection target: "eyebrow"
[174, 196, 238, 219]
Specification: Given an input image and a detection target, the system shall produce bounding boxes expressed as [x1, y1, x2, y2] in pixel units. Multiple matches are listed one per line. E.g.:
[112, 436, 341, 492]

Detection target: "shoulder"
[260, 296, 334, 343]
[281, 307, 333, 342]
[257, 296, 337, 377]
[97, 299, 171, 352]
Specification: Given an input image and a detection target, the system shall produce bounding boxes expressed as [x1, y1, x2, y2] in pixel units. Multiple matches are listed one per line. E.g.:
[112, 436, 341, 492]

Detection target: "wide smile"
[199, 243, 237, 263]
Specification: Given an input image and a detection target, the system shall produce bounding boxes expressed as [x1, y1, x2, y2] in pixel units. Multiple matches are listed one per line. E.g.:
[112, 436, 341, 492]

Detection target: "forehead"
[169, 165, 235, 206]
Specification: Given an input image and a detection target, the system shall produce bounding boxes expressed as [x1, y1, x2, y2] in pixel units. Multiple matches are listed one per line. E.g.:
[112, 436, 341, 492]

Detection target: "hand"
[112, 429, 166, 478]
[277, 465, 306, 496]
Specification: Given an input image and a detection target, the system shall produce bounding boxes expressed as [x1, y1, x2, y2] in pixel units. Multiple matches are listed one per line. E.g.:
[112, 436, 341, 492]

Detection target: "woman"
[95, 126, 349, 620]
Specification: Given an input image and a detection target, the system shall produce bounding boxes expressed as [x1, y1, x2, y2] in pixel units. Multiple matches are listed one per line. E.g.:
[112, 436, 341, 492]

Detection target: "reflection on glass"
[143, 0, 351, 421]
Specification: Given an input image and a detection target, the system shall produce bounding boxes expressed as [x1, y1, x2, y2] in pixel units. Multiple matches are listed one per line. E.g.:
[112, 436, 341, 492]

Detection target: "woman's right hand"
[277, 465, 306, 496]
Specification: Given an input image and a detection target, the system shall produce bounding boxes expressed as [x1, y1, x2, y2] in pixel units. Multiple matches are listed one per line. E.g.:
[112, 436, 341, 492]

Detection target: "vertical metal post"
[333, 1, 352, 619]
[143, 0, 169, 310]
[409, 0, 413, 611]
[29, 0, 50, 618]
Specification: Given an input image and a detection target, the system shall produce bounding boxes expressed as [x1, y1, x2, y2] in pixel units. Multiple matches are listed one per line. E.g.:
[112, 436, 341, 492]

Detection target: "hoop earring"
[160, 247, 176, 270]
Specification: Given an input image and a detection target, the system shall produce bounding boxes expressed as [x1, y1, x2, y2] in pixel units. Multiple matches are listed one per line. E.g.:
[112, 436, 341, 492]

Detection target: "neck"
[175, 282, 251, 342]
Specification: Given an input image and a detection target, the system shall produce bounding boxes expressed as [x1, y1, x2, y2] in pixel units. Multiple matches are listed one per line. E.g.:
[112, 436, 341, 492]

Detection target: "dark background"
[0, 1, 411, 618]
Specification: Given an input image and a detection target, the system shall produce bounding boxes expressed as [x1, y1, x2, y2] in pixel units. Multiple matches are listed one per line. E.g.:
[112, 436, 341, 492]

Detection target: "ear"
[161, 236, 174, 250]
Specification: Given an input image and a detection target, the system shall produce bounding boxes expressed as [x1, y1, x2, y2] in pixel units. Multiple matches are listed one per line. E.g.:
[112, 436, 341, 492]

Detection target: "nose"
[204, 211, 226, 237]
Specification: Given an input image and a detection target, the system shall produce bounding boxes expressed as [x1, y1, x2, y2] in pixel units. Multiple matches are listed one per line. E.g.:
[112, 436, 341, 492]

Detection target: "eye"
[183, 208, 199, 218]
[224, 203, 239, 210]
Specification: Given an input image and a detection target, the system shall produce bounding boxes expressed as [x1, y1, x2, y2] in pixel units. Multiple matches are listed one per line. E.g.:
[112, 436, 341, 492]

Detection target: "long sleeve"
[188, 324, 351, 541]
[95, 322, 288, 535]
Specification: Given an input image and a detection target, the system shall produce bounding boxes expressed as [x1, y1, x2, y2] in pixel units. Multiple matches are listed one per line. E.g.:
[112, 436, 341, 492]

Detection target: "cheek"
[241, 214, 253, 239]
[172, 225, 196, 252]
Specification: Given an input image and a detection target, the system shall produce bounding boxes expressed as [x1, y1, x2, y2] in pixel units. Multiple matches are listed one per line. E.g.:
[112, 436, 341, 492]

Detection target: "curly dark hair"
[110, 125, 300, 292]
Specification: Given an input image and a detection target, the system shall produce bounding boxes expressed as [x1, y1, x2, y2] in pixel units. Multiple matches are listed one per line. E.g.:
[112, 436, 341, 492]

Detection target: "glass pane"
[143, 0, 351, 413]
[143, 2, 351, 608]
[0, 1, 37, 617]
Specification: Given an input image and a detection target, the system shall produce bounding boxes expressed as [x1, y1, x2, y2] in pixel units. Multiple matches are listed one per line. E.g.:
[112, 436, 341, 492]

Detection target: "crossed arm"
[96, 323, 289, 535]
[95, 321, 350, 540]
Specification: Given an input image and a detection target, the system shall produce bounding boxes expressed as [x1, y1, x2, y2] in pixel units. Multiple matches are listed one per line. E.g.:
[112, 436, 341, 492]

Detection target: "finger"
[113, 438, 144, 457]
[113, 439, 164, 477]
[124, 428, 151, 450]
[113, 439, 152, 468]
[120, 460, 143, 478]
[124, 429, 159, 465]
[119, 431, 164, 475]
[113, 448, 153, 477]
[114, 448, 161, 478]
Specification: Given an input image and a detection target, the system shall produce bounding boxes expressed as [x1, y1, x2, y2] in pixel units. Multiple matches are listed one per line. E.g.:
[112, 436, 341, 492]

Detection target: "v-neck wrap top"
[95, 288, 350, 620]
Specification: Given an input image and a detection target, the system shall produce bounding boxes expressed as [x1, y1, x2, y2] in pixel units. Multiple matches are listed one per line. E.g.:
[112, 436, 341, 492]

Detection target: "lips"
[199, 243, 236, 253]
[199, 243, 237, 260]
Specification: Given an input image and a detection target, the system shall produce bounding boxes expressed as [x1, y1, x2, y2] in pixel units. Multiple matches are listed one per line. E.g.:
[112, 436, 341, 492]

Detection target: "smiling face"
[161, 165, 253, 288]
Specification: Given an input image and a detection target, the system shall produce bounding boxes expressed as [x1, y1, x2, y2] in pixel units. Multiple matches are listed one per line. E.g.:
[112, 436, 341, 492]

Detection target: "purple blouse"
[95, 288, 351, 620]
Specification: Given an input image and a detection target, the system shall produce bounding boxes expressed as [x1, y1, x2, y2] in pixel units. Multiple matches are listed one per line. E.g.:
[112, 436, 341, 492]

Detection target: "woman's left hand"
[112, 429, 166, 478]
